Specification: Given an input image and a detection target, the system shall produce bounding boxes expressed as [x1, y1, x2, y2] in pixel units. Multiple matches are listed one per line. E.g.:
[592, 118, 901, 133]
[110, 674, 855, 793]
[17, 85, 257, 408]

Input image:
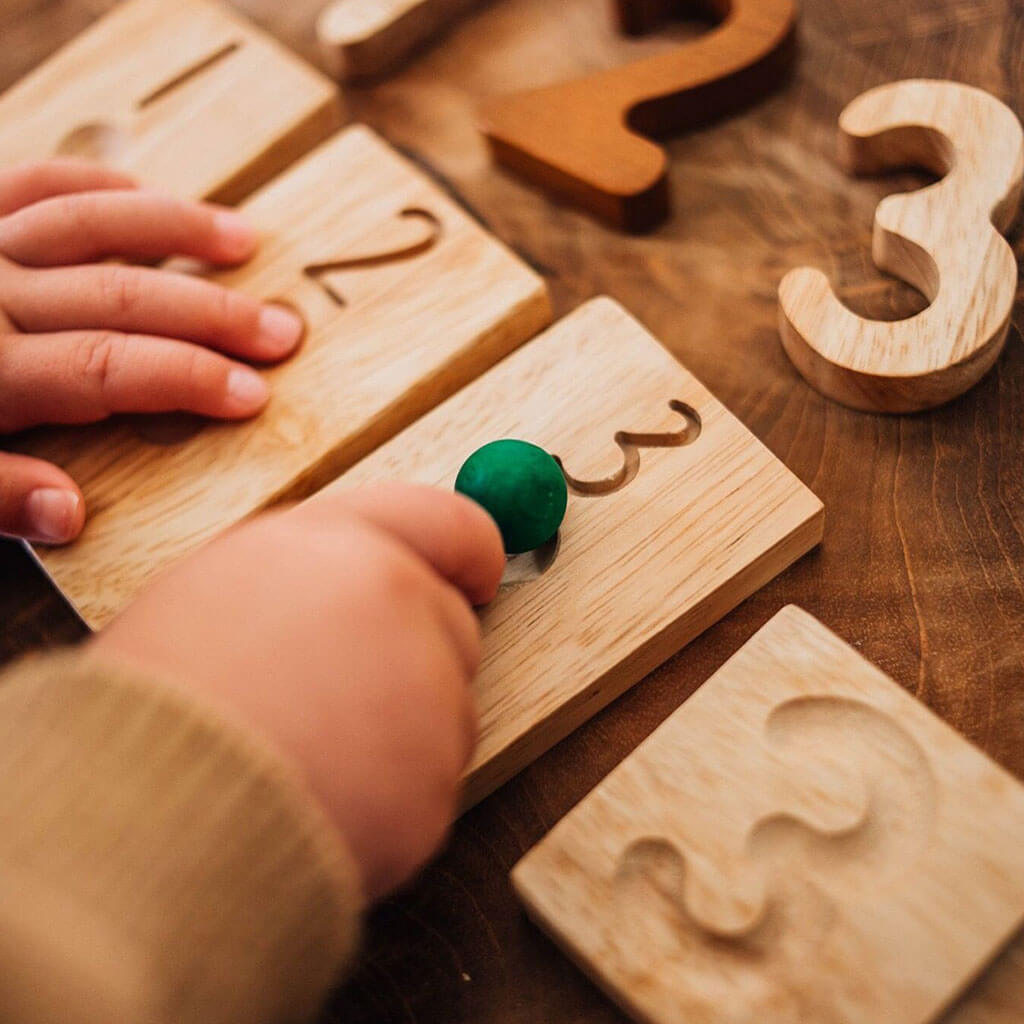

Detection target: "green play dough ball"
[455, 440, 568, 555]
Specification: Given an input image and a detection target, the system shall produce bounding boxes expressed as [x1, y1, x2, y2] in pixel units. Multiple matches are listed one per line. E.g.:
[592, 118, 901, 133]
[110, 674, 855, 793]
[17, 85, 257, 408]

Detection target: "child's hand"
[92, 483, 506, 902]
[0, 160, 304, 545]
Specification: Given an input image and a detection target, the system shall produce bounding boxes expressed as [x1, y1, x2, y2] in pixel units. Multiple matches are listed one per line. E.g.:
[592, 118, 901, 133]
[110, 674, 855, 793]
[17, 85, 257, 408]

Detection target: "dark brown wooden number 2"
[479, 0, 797, 233]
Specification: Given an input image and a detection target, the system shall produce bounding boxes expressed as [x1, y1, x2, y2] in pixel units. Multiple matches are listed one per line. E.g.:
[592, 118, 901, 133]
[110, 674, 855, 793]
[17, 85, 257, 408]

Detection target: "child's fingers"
[0, 160, 138, 217]
[303, 483, 507, 608]
[0, 330, 270, 433]
[291, 484, 502, 685]
[0, 191, 258, 267]
[0, 450, 84, 544]
[3, 264, 303, 362]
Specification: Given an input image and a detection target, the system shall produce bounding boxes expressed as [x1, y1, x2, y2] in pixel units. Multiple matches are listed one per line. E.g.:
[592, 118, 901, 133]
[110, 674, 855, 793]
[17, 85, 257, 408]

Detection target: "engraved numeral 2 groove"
[303, 208, 442, 307]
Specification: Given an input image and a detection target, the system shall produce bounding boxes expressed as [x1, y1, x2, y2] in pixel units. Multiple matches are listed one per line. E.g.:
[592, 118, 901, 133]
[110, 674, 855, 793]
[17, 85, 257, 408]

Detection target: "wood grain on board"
[318, 298, 823, 807]
[514, 605, 1024, 1024]
[779, 80, 1024, 412]
[317, 0, 486, 81]
[478, 0, 798, 231]
[17, 125, 551, 628]
[0, 0, 342, 203]
[3, 2, 1024, 1023]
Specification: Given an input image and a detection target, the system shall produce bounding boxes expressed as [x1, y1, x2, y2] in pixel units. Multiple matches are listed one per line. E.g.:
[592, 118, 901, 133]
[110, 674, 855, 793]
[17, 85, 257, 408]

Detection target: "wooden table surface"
[2, 1, 1022, 1021]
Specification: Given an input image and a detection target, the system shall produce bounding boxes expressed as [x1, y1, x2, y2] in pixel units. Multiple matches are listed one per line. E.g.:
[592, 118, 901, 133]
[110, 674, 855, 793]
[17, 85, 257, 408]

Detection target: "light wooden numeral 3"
[302, 207, 441, 307]
[779, 79, 1024, 414]
[479, 0, 797, 232]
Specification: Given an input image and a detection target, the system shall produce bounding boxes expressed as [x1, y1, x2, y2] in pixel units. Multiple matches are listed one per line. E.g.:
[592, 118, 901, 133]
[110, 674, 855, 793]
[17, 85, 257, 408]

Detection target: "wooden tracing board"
[317, 299, 824, 807]
[513, 606, 1024, 1024]
[0, 0, 342, 202]
[20, 126, 551, 628]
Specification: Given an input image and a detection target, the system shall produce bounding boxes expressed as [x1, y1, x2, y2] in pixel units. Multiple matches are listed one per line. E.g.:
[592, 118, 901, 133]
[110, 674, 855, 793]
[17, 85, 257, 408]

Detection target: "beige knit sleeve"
[0, 649, 363, 1024]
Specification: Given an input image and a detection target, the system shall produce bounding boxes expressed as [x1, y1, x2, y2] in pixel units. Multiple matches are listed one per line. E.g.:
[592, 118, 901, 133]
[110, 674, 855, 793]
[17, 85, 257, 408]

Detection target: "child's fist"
[0, 160, 305, 545]
[92, 484, 506, 903]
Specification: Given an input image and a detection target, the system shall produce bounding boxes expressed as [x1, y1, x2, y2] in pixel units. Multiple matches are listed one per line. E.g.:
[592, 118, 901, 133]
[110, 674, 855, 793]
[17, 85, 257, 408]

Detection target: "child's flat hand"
[0, 160, 305, 545]
[92, 483, 506, 903]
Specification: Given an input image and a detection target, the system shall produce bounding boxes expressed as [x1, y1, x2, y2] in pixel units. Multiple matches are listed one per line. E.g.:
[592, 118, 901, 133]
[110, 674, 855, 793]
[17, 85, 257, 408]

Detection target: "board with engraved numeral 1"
[0, 0, 342, 203]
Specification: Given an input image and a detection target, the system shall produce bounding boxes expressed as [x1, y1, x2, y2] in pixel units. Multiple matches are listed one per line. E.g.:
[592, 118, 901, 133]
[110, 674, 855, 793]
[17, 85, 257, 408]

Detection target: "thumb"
[0, 451, 84, 544]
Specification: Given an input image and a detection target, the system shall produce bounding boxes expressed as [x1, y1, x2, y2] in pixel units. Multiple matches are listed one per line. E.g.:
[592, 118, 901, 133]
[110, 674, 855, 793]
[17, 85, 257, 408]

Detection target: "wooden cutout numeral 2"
[779, 79, 1024, 413]
[479, 0, 797, 232]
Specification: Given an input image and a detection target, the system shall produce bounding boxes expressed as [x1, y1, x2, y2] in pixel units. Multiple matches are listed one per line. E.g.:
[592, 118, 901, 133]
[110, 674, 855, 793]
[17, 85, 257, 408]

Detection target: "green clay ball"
[455, 439, 568, 555]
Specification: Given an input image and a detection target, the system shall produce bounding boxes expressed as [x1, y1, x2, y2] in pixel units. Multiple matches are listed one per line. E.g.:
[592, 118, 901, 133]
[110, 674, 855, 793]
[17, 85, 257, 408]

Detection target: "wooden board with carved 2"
[0, 0, 342, 203]
[513, 605, 1024, 1024]
[317, 298, 824, 808]
[21, 125, 551, 628]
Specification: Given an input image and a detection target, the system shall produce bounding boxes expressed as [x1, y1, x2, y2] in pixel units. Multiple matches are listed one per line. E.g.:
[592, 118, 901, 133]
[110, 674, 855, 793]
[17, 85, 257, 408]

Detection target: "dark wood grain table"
[2, 1, 1022, 1021]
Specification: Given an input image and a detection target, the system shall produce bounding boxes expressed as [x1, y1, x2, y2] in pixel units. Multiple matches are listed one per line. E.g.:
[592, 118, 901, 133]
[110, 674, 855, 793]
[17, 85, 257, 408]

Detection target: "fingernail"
[25, 488, 81, 544]
[259, 304, 304, 356]
[227, 368, 269, 412]
[214, 211, 258, 260]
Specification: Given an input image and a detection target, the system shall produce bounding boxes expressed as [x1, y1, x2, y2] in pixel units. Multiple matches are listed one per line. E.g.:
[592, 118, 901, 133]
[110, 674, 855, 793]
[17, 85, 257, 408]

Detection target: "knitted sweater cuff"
[0, 649, 363, 1024]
